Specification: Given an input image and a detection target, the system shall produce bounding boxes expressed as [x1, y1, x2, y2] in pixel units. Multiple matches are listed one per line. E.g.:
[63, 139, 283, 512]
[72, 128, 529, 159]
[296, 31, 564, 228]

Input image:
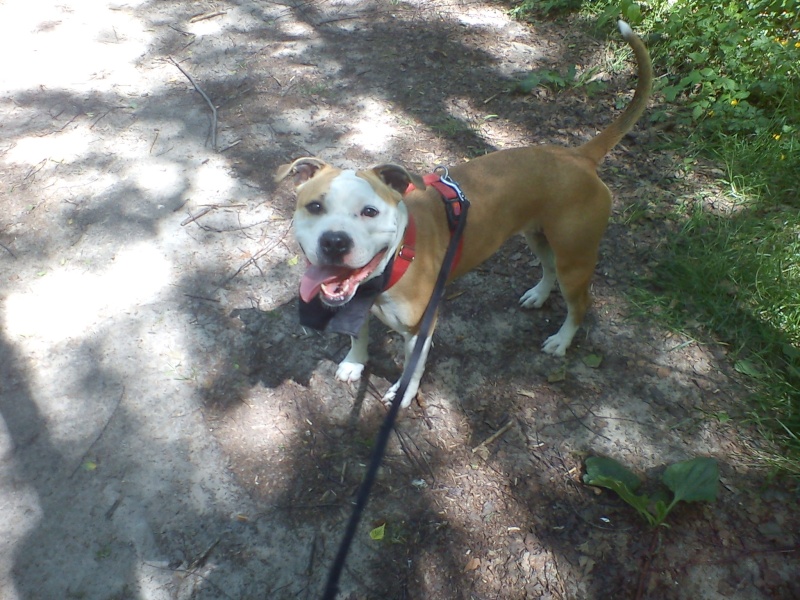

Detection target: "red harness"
[385, 173, 465, 289]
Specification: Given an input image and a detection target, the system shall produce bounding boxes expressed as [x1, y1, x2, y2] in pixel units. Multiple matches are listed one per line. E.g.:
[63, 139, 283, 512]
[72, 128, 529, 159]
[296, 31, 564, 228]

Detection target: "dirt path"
[1, 1, 797, 599]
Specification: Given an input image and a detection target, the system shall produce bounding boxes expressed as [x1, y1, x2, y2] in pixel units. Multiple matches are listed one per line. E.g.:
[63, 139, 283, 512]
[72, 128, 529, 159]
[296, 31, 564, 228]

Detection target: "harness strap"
[385, 172, 465, 290]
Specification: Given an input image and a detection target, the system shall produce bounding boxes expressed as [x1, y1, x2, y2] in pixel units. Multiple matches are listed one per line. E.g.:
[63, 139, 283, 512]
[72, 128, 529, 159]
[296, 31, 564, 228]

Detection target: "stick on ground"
[168, 57, 218, 150]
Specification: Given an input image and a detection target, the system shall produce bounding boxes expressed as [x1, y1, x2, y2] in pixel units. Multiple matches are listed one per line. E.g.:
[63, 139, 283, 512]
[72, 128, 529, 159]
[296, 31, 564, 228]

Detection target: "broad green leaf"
[625, 3, 642, 24]
[369, 524, 385, 541]
[584, 458, 657, 525]
[734, 359, 762, 378]
[584, 457, 641, 491]
[662, 457, 719, 504]
[516, 73, 543, 94]
[663, 85, 682, 102]
[586, 474, 655, 526]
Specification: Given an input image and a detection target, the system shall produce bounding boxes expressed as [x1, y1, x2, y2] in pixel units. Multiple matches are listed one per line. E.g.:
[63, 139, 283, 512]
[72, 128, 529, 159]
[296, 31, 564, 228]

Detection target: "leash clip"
[434, 165, 470, 231]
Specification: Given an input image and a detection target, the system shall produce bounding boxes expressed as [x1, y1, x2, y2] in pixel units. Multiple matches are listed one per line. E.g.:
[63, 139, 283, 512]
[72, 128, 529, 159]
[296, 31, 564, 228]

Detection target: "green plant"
[583, 456, 719, 527]
[514, 64, 606, 95]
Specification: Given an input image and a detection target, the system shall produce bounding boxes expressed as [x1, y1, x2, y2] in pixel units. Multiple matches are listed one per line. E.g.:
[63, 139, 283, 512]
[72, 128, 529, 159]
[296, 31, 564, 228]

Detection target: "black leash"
[320, 167, 470, 600]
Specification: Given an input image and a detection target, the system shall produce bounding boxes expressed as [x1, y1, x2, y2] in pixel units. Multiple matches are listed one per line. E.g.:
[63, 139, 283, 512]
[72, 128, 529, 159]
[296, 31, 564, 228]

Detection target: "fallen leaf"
[582, 353, 603, 368]
[547, 366, 566, 383]
[465, 557, 480, 572]
[369, 524, 385, 541]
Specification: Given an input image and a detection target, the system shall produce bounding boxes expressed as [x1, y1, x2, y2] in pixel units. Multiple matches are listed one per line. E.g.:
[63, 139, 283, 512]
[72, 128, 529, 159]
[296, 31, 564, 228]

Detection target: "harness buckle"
[434, 166, 470, 231]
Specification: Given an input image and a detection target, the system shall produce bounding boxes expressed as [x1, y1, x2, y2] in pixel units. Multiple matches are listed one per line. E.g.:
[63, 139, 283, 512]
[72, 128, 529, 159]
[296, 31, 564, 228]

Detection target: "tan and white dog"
[276, 21, 652, 408]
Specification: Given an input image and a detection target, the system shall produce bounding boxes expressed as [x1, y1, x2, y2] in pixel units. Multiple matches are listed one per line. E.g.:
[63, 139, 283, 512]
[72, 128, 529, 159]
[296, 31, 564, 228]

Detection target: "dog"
[275, 21, 652, 408]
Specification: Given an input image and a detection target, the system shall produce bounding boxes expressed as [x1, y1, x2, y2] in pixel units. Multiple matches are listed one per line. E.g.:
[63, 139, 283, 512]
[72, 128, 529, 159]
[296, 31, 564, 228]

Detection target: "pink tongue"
[300, 265, 352, 302]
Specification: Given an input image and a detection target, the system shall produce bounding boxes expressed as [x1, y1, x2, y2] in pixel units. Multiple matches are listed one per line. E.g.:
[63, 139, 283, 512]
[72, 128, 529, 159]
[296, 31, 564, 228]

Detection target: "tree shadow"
[3, 1, 798, 599]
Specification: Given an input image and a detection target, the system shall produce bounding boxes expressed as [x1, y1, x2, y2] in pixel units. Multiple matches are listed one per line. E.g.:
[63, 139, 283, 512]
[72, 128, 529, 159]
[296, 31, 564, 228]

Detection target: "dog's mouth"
[300, 250, 387, 306]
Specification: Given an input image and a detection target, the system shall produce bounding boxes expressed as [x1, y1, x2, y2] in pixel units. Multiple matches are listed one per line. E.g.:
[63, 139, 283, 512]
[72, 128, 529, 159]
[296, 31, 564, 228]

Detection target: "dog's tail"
[578, 20, 653, 165]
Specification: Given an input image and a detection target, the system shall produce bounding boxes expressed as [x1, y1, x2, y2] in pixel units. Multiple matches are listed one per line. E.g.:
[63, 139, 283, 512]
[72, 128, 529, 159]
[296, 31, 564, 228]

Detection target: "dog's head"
[275, 157, 425, 307]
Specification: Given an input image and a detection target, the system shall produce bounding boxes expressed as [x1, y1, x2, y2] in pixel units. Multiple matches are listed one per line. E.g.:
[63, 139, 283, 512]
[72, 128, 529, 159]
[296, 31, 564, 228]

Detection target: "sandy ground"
[1, 1, 797, 599]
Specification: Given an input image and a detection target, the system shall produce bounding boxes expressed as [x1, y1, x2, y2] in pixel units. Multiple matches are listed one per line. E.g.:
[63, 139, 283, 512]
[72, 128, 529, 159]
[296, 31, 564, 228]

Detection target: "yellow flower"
[730, 99, 739, 106]
[773, 133, 781, 140]
[781, 39, 789, 46]
[708, 110, 715, 116]
[795, 41, 800, 48]
[780, 154, 786, 160]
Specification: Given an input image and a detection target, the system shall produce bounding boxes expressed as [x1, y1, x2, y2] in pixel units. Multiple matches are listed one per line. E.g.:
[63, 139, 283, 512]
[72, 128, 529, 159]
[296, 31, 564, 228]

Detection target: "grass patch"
[629, 196, 800, 469]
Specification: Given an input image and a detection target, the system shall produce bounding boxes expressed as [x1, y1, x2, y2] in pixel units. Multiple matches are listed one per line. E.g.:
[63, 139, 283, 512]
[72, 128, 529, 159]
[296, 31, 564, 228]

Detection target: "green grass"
[511, 0, 800, 471]
[631, 210, 800, 471]
[634, 100, 800, 472]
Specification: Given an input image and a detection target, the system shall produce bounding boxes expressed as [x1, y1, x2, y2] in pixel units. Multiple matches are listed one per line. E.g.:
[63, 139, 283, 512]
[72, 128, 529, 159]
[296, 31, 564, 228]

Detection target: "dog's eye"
[361, 206, 379, 218]
[306, 201, 324, 215]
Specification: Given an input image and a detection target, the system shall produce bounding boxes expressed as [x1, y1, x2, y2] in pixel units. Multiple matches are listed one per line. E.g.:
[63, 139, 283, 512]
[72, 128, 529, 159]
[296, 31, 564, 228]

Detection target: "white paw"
[336, 361, 364, 383]
[381, 380, 417, 409]
[542, 332, 569, 357]
[519, 284, 551, 309]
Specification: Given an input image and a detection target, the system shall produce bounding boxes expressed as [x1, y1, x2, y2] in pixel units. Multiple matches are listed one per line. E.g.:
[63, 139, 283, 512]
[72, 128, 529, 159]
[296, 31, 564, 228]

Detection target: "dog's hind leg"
[520, 231, 557, 309]
[542, 260, 593, 356]
[336, 319, 370, 382]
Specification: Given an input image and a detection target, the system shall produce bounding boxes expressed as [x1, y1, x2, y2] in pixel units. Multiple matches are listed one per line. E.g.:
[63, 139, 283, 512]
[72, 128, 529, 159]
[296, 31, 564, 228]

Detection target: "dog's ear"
[371, 163, 426, 195]
[275, 157, 329, 187]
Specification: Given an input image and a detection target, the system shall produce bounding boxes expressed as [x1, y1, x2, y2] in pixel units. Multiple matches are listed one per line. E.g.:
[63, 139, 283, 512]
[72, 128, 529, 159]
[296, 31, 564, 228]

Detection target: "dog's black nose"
[319, 230, 353, 260]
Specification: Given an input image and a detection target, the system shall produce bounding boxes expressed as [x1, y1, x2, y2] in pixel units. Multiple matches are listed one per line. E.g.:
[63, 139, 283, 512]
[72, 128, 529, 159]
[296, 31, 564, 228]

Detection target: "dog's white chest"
[371, 294, 414, 334]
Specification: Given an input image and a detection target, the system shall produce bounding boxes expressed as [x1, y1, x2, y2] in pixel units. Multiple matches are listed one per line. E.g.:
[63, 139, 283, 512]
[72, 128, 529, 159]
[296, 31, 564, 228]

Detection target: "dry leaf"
[464, 557, 480, 572]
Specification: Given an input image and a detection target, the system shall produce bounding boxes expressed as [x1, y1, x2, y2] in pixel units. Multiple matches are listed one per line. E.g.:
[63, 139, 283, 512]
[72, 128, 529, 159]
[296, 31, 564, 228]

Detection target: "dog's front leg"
[335, 319, 370, 383]
[383, 332, 432, 408]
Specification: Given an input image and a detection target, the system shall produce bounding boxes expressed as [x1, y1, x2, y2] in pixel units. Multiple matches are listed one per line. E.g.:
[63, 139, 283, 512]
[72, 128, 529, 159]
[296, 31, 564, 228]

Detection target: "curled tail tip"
[618, 20, 634, 40]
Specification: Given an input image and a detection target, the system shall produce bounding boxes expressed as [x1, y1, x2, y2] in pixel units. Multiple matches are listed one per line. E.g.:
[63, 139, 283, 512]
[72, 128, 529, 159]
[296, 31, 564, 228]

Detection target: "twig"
[168, 24, 193, 36]
[89, 107, 122, 130]
[315, 14, 363, 26]
[183, 293, 220, 303]
[168, 57, 218, 150]
[188, 538, 220, 570]
[23, 159, 47, 182]
[0, 242, 16, 259]
[471, 421, 514, 453]
[149, 129, 159, 154]
[222, 219, 293, 284]
[180, 206, 214, 226]
[189, 10, 227, 23]
[393, 427, 436, 483]
[220, 139, 241, 152]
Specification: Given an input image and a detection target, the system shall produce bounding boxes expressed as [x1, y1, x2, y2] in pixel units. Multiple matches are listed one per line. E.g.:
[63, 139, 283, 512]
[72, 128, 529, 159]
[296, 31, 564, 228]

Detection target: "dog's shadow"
[228, 299, 403, 399]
